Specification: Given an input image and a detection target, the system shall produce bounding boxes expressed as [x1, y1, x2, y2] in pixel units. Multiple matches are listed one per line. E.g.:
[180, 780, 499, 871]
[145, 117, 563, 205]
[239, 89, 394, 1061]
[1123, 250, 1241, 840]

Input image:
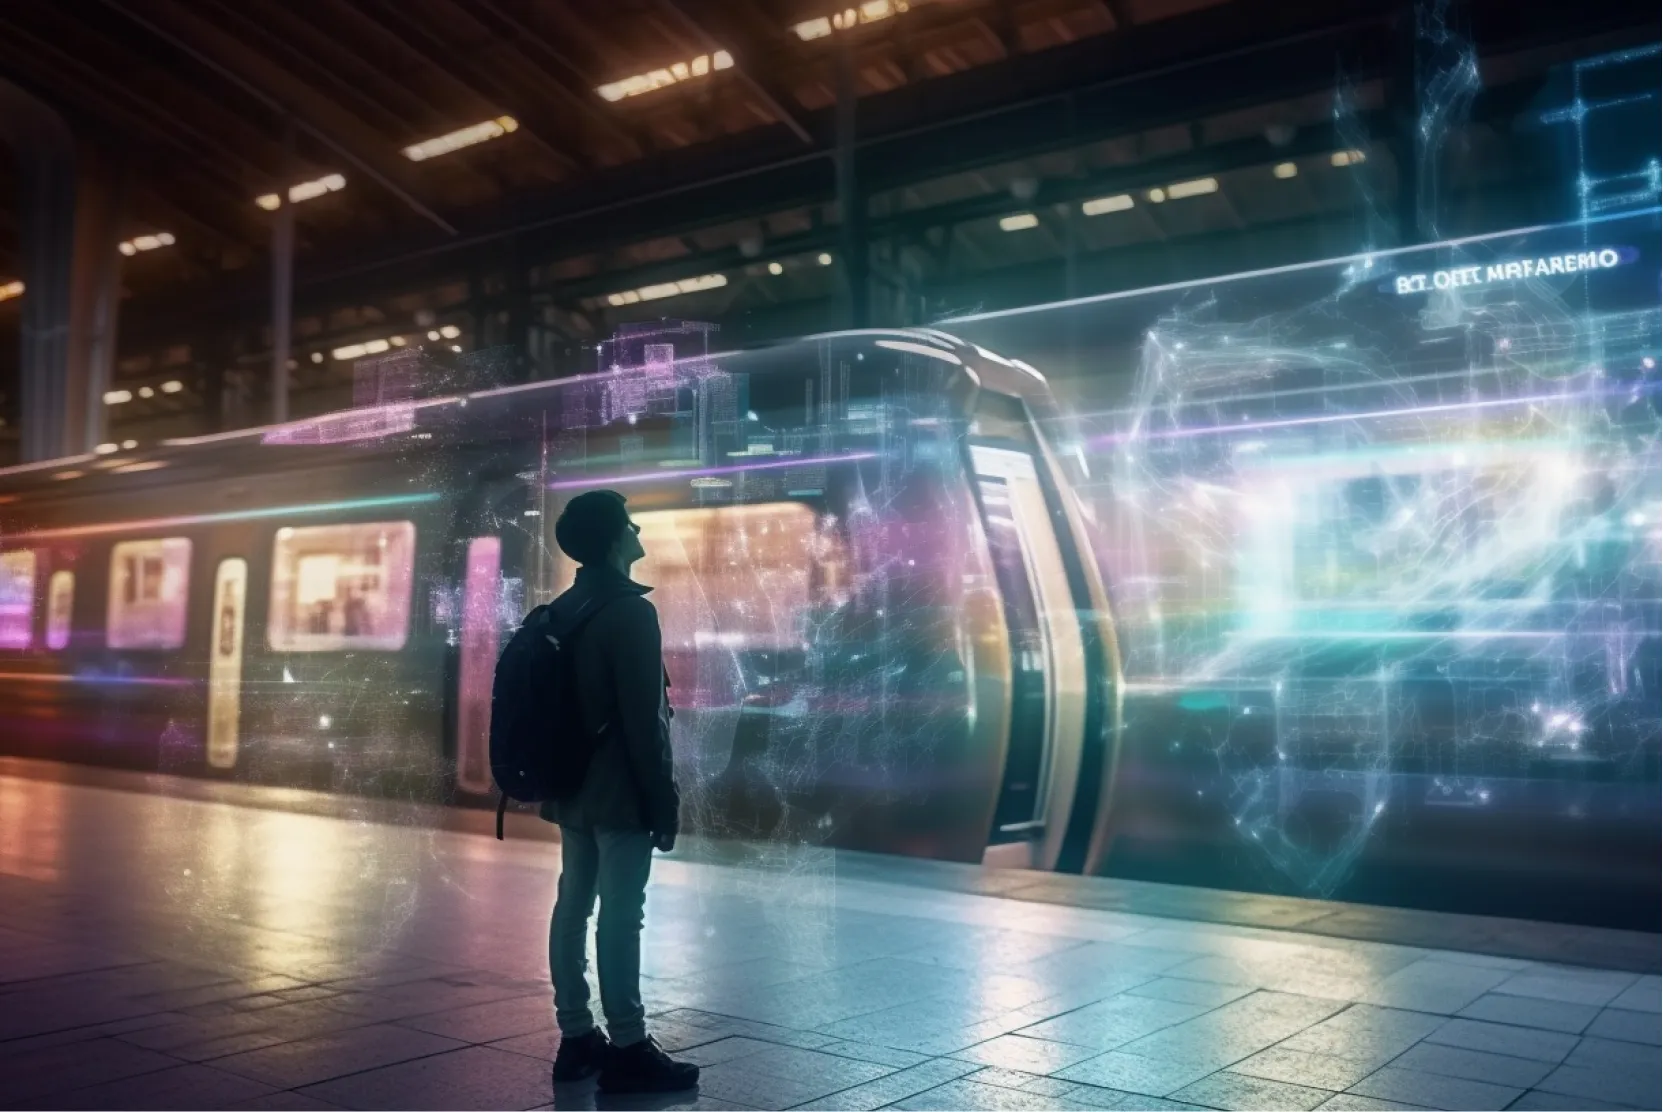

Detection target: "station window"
[269, 521, 416, 652]
[45, 570, 74, 651]
[0, 550, 36, 650]
[108, 539, 192, 650]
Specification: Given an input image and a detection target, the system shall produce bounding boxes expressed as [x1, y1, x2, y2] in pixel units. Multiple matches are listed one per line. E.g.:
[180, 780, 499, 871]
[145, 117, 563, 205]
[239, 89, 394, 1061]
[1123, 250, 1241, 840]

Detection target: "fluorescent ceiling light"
[439, 324, 461, 339]
[118, 232, 176, 257]
[768, 262, 783, 275]
[999, 213, 1039, 231]
[1166, 177, 1218, 199]
[817, 252, 833, 265]
[597, 51, 732, 102]
[1081, 193, 1134, 216]
[403, 116, 518, 161]
[138, 386, 155, 399]
[255, 173, 346, 211]
[103, 389, 133, 405]
[0, 281, 23, 302]
[95, 442, 118, 455]
[793, 0, 906, 39]
[160, 380, 184, 394]
[1147, 187, 1167, 203]
[607, 273, 728, 308]
[331, 336, 405, 361]
[1331, 149, 1366, 167]
[1273, 161, 1298, 179]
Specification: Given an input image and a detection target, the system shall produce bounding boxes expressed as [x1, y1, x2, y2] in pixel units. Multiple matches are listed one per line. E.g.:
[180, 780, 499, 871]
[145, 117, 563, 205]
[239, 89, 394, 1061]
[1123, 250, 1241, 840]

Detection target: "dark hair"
[555, 489, 631, 566]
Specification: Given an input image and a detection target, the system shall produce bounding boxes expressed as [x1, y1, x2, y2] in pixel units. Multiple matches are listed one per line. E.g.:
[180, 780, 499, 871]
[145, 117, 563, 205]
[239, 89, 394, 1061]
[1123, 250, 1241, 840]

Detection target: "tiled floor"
[0, 761, 1656, 1111]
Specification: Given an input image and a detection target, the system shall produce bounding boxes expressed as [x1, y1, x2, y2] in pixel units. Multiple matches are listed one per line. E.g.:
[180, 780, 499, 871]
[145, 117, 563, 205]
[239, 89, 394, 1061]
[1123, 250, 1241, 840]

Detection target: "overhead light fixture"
[1081, 193, 1134, 216]
[439, 324, 461, 339]
[118, 232, 176, 257]
[450, 345, 462, 352]
[138, 386, 155, 399]
[160, 380, 184, 394]
[94, 442, 119, 455]
[817, 252, 833, 266]
[1147, 187, 1167, 203]
[310, 352, 324, 364]
[121, 439, 137, 450]
[403, 116, 518, 161]
[999, 213, 1039, 231]
[1331, 149, 1366, 167]
[331, 336, 405, 361]
[255, 173, 346, 211]
[113, 460, 168, 474]
[427, 330, 441, 341]
[1273, 162, 1298, 180]
[768, 262, 784, 275]
[606, 273, 728, 308]
[103, 389, 133, 405]
[1166, 177, 1218, 199]
[793, 0, 907, 39]
[597, 51, 732, 102]
[0, 280, 23, 302]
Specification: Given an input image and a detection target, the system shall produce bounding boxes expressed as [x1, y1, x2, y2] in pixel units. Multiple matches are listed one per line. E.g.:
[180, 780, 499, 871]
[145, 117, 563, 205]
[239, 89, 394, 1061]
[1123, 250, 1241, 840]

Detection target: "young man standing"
[543, 490, 699, 1093]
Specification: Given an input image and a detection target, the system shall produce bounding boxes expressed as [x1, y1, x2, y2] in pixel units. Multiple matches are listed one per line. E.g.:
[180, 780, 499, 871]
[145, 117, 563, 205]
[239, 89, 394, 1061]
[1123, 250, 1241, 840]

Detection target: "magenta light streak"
[1091, 388, 1642, 447]
[545, 452, 879, 491]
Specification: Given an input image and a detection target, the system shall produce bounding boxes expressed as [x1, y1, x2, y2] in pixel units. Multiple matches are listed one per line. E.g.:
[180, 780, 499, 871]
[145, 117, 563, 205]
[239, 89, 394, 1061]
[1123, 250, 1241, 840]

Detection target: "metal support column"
[2, 78, 76, 462]
[66, 155, 126, 453]
[836, 45, 868, 329]
[270, 121, 296, 424]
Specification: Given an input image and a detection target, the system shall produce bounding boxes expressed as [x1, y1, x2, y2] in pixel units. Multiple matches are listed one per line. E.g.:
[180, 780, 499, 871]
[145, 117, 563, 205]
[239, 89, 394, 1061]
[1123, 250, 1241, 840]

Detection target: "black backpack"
[488, 595, 618, 839]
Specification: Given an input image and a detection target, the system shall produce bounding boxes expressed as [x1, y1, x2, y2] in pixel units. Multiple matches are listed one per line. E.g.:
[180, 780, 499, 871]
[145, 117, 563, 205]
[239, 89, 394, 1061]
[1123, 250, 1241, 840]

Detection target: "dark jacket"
[538, 565, 680, 835]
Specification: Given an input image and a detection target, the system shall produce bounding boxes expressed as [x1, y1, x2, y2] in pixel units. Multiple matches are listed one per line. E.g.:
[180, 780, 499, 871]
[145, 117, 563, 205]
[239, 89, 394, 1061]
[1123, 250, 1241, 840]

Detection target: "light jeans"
[550, 826, 653, 1048]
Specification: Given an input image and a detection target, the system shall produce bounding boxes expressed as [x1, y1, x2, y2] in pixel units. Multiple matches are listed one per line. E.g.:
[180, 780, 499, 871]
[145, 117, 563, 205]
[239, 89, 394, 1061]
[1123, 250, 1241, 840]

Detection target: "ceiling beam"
[463, 0, 645, 155]
[353, 0, 583, 174]
[101, 0, 458, 235]
[654, 0, 815, 144]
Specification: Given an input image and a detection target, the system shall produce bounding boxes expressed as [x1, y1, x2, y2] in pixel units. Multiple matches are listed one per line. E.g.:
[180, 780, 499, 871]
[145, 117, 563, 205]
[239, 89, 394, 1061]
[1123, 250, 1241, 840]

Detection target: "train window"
[0, 550, 35, 649]
[108, 538, 192, 650]
[268, 521, 415, 652]
[550, 502, 848, 691]
[45, 571, 73, 650]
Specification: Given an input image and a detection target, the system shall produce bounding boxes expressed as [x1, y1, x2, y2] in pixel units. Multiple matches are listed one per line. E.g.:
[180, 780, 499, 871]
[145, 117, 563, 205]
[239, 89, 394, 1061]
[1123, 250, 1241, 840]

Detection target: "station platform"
[0, 759, 1656, 1112]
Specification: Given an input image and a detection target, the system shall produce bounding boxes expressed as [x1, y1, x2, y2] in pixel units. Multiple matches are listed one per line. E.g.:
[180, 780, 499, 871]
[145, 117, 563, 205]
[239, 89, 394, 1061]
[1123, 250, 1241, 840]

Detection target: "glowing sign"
[1394, 247, 1626, 294]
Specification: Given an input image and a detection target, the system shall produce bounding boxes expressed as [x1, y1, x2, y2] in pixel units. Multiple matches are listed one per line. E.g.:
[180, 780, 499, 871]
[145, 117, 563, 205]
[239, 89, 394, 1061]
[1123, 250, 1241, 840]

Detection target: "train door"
[455, 536, 501, 795]
[971, 445, 1089, 865]
[206, 557, 248, 769]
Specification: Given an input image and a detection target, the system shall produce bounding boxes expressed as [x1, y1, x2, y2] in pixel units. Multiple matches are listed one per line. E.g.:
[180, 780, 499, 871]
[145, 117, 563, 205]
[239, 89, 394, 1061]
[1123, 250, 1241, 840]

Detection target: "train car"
[950, 210, 1662, 928]
[0, 328, 1121, 874]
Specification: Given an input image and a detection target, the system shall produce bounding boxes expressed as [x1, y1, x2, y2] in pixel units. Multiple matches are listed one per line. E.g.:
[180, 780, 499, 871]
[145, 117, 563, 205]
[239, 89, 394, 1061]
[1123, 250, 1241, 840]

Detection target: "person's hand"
[652, 830, 676, 853]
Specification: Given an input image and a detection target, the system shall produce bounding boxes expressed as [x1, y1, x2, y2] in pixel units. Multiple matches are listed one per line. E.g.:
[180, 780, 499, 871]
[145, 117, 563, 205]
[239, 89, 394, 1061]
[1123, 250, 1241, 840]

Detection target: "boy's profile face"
[617, 517, 645, 567]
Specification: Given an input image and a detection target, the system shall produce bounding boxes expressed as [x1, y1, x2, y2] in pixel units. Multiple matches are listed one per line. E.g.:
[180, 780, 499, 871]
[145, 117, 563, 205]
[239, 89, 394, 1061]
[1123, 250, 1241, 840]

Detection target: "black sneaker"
[552, 1029, 610, 1082]
[597, 1036, 700, 1093]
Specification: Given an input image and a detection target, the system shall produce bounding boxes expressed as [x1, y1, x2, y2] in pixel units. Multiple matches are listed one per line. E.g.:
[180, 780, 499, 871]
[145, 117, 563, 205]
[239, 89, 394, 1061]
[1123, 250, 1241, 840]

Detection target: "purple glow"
[545, 452, 879, 491]
[1091, 387, 1652, 447]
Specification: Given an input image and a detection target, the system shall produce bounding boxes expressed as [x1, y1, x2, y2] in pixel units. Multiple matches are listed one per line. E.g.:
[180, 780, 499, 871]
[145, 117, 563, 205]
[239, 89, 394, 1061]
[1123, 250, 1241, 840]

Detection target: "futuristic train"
[0, 327, 1123, 876]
